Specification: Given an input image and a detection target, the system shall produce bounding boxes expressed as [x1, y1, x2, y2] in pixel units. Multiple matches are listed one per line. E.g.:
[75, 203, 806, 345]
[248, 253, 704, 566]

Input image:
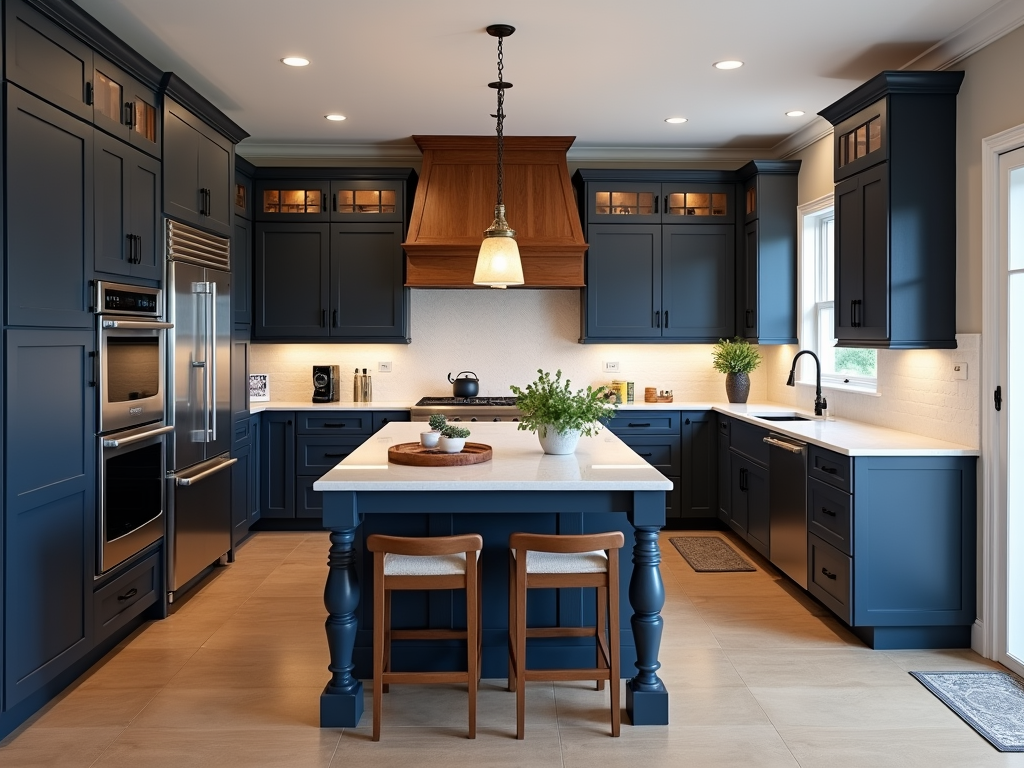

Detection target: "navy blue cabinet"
[681, 411, 717, 520]
[253, 223, 330, 339]
[4, 329, 95, 708]
[819, 71, 964, 349]
[720, 417, 770, 556]
[5, 85, 92, 328]
[260, 412, 295, 519]
[662, 225, 734, 341]
[93, 130, 161, 281]
[583, 224, 661, 340]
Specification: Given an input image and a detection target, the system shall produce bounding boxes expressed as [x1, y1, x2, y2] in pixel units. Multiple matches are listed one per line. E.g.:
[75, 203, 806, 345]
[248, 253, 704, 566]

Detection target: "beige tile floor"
[1, 530, 1021, 767]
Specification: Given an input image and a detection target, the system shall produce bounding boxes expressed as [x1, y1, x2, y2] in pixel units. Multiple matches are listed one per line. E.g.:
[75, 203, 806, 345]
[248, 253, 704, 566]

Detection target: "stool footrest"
[382, 671, 474, 685]
[526, 669, 613, 683]
[525, 627, 595, 639]
[390, 628, 468, 641]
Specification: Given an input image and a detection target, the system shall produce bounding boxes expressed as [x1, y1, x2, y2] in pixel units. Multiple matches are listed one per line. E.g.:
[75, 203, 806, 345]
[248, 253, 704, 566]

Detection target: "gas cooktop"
[415, 397, 518, 407]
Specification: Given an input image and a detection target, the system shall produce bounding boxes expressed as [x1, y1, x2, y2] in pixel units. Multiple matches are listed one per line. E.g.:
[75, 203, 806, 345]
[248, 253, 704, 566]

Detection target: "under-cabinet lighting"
[281, 57, 310, 67]
[665, 117, 688, 124]
[325, 114, 347, 121]
[713, 60, 743, 70]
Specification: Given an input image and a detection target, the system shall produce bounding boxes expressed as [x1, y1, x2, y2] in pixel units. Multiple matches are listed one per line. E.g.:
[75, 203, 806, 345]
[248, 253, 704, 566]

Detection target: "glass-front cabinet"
[255, 180, 329, 221]
[586, 181, 734, 224]
[92, 57, 161, 158]
[330, 180, 403, 222]
[255, 179, 404, 222]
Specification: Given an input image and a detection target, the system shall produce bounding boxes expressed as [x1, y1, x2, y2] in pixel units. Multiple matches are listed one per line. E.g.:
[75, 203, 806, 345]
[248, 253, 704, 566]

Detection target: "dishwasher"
[764, 433, 808, 588]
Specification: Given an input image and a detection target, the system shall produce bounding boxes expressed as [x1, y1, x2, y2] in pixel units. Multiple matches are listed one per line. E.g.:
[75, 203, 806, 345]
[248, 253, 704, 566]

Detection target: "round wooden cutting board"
[387, 442, 493, 467]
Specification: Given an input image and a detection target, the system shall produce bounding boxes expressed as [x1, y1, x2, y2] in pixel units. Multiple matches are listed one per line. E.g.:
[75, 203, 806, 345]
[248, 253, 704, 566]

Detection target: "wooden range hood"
[403, 135, 587, 288]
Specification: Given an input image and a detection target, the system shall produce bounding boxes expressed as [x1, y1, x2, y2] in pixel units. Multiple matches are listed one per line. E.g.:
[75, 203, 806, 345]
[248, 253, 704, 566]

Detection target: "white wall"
[250, 289, 768, 404]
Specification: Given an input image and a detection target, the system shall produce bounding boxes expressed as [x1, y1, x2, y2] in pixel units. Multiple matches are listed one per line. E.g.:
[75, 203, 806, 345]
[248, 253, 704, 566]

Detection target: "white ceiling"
[73, 0, 1022, 159]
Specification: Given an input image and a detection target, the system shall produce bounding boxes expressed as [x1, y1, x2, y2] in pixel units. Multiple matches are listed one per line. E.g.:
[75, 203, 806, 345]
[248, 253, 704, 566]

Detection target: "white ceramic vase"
[537, 425, 581, 455]
[437, 436, 466, 453]
[420, 431, 441, 448]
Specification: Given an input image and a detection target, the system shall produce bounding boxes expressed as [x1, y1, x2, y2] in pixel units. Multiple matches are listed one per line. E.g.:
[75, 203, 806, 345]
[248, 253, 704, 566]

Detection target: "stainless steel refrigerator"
[165, 219, 235, 600]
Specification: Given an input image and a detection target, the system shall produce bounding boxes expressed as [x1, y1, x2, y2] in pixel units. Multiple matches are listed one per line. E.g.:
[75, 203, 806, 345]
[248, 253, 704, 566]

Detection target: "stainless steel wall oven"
[95, 281, 173, 574]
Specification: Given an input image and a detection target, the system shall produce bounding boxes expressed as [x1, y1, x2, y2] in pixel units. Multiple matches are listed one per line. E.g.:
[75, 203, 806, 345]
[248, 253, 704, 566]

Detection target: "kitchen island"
[313, 421, 673, 728]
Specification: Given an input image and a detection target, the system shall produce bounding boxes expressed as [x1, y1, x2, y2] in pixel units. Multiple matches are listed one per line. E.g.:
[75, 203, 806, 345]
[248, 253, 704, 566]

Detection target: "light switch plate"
[378, 361, 392, 373]
[603, 361, 620, 374]
[953, 363, 967, 380]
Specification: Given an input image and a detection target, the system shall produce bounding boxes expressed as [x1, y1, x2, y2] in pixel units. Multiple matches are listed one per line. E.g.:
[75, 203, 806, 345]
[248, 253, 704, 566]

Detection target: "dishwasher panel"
[766, 433, 808, 588]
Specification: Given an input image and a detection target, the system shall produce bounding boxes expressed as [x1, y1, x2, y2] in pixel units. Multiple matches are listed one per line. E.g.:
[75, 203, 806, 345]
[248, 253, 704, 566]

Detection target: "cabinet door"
[330, 179, 402, 222]
[253, 224, 330, 339]
[163, 102, 201, 225]
[230, 441, 252, 547]
[585, 182, 660, 223]
[745, 461, 770, 557]
[584, 224, 661, 339]
[233, 216, 252, 326]
[662, 183, 734, 223]
[128, 147, 161, 280]
[739, 220, 759, 338]
[835, 164, 889, 344]
[5, 328, 95, 707]
[681, 412, 716, 519]
[717, 428, 731, 524]
[330, 223, 407, 339]
[260, 412, 295, 519]
[92, 56, 160, 158]
[6, 85, 93, 328]
[96, 132, 160, 281]
[255, 180, 329, 222]
[729, 453, 749, 538]
[5, 0, 92, 122]
[231, 331, 250, 423]
[234, 168, 252, 219]
[662, 224, 735, 341]
[249, 413, 261, 524]
[198, 132, 232, 234]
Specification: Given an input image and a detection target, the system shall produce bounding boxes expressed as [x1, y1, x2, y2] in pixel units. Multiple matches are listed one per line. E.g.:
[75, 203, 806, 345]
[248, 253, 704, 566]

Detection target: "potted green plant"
[421, 413, 447, 448]
[711, 337, 762, 403]
[510, 369, 617, 454]
[438, 424, 471, 453]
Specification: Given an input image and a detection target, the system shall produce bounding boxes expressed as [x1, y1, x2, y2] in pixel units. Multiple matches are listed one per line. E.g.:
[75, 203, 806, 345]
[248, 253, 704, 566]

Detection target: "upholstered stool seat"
[366, 533, 483, 741]
[507, 531, 625, 739]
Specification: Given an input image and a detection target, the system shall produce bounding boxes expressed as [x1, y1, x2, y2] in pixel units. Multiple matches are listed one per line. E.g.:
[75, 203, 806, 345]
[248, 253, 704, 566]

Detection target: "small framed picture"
[249, 373, 270, 402]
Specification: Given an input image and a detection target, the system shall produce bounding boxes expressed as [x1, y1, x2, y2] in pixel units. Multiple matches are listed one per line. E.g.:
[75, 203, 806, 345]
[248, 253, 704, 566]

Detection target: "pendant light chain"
[495, 34, 506, 208]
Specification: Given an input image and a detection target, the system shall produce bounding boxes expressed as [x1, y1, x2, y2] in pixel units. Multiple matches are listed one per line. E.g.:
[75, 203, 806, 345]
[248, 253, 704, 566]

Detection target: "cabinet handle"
[627, 423, 651, 428]
[323, 193, 328, 212]
[664, 310, 669, 328]
[654, 195, 659, 214]
[131, 102, 138, 129]
[323, 423, 348, 428]
[88, 350, 97, 387]
[85, 81, 93, 106]
[850, 299, 862, 327]
[332, 309, 338, 327]
[117, 587, 138, 602]
[821, 506, 837, 517]
[746, 309, 753, 328]
[380, 418, 389, 425]
[821, 567, 837, 581]
[654, 310, 661, 328]
[126, 233, 134, 263]
[638, 452, 653, 457]
[685, 418, 690, 425]
[321, 309, 327, 327]
[123, 101, 132, 127]
[820, 465, 838, 475]
[324, 452, 347, 458]
[206, 188, 213, 216]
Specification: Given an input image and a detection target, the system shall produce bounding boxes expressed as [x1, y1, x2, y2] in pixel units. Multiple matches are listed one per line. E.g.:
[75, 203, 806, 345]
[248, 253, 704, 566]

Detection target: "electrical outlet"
[953, 363, 967, 380]
[603, 361, 620, 374]
[378, 361, 392, 373]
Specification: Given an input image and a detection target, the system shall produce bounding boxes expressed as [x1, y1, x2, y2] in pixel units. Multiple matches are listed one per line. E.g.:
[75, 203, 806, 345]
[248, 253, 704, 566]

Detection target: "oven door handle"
[174, 457, 237, 486]
[101, 320, 173, 330]
[102, 424, 173, 448]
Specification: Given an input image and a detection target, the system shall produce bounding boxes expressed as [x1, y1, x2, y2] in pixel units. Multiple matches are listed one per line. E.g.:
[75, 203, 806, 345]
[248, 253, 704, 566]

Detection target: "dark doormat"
[669, 536, 755, 572]
[910, 670, 1024, 751]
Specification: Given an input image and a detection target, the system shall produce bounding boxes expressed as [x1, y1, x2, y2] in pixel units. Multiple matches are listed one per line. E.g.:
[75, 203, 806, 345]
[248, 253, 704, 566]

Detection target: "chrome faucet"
[787, 350, 827, 416]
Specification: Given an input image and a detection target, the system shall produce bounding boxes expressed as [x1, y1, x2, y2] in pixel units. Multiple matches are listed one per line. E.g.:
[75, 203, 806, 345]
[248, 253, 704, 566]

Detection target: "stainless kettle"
[448, 371, 479, 398]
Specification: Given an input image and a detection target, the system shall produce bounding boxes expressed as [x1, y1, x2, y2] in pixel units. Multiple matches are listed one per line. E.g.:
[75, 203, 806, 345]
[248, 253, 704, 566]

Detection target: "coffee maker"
[312, 365, 340, 403]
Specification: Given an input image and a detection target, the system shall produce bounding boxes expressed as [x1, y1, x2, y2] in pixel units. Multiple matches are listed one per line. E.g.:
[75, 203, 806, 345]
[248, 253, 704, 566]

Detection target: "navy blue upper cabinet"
[91, 56, 161, 159]
[93, 130, 161, 281]
[819, 71, 964, 349]
[162, 96, 233, 236]
[330, 223, 407, 339]
[253, 223, 331, 339]
[5, 84, 93, 328]
[584, 224, 661, 339]
[254, 179, 329, 222]
[735, 161, 800, 345]
[662, 225, 734, 341]
[584, 179, 734, 224]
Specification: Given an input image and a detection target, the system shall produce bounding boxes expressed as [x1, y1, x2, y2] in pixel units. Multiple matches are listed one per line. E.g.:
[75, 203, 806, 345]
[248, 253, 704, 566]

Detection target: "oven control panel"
[95, 281, 162, 317]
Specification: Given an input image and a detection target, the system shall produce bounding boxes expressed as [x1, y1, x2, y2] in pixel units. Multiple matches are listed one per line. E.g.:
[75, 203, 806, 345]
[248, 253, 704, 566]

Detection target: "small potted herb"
[421, 413, 447, 448]
[711, 337, 762, 403]
[510, 369, 617, 454]
[438, 424, 471, 453]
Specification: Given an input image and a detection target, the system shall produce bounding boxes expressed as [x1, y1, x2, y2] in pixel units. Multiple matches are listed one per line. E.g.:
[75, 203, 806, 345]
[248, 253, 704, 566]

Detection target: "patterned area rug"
[669, 536, 755, 572]
[911, 671, 1024, 751]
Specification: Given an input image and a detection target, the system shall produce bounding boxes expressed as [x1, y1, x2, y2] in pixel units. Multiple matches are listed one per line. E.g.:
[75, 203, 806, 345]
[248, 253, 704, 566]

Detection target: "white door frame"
[979, 123, 1024, 659]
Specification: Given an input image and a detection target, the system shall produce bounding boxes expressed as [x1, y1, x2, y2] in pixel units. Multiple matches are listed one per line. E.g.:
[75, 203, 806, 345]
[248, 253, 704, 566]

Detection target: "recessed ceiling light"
[786, 110, 805, 117]
[713, 60, 744, 70]
[325, 114, 346, 122]
[665, 117, 688, 124]
[281, 57, 310, 67]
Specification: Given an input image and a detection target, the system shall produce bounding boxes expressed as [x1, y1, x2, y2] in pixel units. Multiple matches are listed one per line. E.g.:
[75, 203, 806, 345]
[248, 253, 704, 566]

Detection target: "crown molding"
[237, 142, 423, 163]
[903, 0, 1024, 70]
[774, 117, 834, 159]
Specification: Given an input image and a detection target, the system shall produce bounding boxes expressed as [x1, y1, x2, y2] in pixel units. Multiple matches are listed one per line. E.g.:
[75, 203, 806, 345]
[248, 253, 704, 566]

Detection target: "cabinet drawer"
[731, 419, 769, 466]
[808, 534, 853, 625]
[297, 411, 373, 435]
[297, 436, 364, 474]
[373, 410, 410, 432]
[618, 435, 681, 475]
[808, 446, 852, 492]
[296, 475, 323, 519]
[607, 411, 680, 435]
[232, 416, 252, 449]
[94, 549, 160, 642]
[808, 478, 853, 556]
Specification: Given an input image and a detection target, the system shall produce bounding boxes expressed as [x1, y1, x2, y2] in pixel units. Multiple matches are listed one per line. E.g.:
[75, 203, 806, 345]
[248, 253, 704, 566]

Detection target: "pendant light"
[473, 24, 524, 288]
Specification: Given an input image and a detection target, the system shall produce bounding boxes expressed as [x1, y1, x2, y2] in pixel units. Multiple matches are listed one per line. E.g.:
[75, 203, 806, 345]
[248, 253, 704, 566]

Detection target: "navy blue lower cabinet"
[260, 412, 296, 519]
[4, 329, 95, 708]
[680, 411, 716, 519]
[729, 452, 769, 557]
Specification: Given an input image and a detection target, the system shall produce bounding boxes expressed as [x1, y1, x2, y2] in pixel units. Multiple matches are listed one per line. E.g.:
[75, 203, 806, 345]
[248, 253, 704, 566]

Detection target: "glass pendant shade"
[474, 205, 523, 287]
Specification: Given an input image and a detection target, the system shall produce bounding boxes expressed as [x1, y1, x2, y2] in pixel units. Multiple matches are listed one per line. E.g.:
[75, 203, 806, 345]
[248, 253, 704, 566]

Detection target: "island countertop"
[313, 421, 674, 492]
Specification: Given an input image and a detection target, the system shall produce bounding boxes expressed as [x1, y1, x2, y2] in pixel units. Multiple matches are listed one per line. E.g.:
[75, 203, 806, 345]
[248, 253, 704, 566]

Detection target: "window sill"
[796, 378, 880, 397]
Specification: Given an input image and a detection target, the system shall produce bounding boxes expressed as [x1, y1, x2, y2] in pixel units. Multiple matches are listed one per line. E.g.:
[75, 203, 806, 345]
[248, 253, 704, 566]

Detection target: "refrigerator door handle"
[174, 457, 237, 486]
[209, 281, 217, 443]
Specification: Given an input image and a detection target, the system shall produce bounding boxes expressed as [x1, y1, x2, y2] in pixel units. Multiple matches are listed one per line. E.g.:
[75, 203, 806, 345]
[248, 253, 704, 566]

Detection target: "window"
[799, 197, 877, 392]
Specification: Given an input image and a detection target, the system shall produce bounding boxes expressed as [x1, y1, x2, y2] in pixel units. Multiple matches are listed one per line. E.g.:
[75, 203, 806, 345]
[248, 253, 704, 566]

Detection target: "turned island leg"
[321, 528, 364, 727]
[626, 524, 669, 725]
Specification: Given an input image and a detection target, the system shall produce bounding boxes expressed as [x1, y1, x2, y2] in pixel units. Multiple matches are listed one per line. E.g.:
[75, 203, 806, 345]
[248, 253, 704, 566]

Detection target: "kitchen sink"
[749, 414, 812, 422]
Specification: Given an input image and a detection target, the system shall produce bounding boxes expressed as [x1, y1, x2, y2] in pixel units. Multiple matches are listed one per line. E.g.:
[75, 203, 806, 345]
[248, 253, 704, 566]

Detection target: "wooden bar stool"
[366, 533, 483, 741]
[507, 531, 624, 739]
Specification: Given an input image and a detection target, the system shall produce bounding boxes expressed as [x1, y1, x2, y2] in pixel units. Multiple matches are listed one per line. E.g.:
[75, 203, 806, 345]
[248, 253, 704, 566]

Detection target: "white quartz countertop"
[250, 399, 977, 457]
[313, 422, 674, 492]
